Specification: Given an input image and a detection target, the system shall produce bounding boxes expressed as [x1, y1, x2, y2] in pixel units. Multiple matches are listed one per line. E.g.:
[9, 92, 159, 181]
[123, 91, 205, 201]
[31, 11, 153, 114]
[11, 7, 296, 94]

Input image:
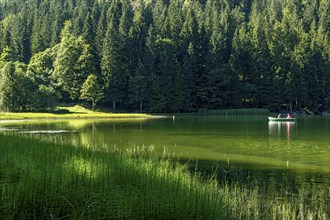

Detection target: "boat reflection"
[268, 121, 296, 141]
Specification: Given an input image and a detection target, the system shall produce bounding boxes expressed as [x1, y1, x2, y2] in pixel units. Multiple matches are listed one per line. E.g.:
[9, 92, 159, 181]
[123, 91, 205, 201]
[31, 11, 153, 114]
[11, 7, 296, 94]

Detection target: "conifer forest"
[0, 0, 329, 113]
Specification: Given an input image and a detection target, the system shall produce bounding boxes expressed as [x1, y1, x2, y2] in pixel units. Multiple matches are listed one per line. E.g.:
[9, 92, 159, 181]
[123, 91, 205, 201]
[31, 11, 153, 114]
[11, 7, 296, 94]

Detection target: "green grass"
[0, 134, 328, 219]
[56, 105, 94, 113]
[0, 134, 227, 219]
[0, 105, 156, 120]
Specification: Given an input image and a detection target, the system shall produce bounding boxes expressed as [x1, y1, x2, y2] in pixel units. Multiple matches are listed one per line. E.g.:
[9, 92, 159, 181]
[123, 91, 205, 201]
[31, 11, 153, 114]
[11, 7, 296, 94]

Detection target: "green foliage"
[0, 62, 36, 111]
[0, 46, 15, 65]
[80, 74, 103, 110]
[27, 48, 55, 84]
[0, 0, 329, 112]
[32, 85, 57, 111]
[53, 21, 95, 101]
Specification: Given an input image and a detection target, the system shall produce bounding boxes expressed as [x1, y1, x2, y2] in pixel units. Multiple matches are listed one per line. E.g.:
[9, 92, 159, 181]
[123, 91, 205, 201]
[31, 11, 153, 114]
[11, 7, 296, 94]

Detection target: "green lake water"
[1, 115, 329, 214]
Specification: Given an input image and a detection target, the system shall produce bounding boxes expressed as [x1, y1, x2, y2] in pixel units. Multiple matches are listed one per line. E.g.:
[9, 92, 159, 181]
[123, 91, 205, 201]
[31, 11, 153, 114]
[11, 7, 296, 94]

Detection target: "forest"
[0, 0, 329, 113]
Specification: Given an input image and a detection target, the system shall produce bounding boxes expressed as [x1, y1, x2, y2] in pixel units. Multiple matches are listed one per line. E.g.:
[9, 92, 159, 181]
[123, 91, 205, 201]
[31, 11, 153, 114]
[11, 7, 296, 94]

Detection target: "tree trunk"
[92, 100, 95, 111]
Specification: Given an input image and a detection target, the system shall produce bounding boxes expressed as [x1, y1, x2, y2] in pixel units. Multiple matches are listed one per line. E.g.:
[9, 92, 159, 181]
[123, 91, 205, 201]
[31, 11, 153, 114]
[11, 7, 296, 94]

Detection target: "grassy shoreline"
[0, 134, 227, 219]
[0, 134, 327, 219]
[0, 112, 156, 120]
[0, 106, 273, 120]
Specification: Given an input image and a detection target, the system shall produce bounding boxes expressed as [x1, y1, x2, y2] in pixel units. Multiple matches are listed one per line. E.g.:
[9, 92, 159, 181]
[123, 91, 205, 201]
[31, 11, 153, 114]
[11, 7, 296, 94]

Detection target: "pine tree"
[100, 0, 124, 109]
[10, 8, 32, 63]
[128, 0, 150, 112]
[95, 4, 108, 55]
[181, 42, 198, 111]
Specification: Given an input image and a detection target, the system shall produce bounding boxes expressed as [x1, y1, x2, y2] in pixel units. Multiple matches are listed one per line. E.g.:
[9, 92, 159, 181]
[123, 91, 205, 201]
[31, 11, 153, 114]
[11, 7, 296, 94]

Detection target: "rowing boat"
[268, 117, 296, 122]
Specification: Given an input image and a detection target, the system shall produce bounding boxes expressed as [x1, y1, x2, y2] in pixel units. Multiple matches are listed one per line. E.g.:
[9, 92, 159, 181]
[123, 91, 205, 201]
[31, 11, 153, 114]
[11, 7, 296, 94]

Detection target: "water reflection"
[1, 117, 329, 172]
[268, 121, 296, 141]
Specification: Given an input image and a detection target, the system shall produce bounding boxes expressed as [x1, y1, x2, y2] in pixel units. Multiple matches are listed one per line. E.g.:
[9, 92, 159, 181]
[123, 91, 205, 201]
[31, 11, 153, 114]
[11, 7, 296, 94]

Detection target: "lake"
[1, 115, 329, 216]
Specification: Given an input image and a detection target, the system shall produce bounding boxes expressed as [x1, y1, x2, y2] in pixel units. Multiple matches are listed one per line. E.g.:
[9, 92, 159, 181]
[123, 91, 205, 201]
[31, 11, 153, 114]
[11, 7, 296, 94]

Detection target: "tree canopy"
[80, 74, 103, 110]
[0, 0, 329, 113]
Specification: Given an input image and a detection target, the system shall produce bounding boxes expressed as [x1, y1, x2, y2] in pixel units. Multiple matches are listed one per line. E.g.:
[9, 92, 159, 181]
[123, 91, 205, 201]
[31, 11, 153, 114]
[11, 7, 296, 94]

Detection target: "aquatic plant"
[0, 134, 328, 219]
[0, 134, 226, 219]
[207, 108, 270, 116]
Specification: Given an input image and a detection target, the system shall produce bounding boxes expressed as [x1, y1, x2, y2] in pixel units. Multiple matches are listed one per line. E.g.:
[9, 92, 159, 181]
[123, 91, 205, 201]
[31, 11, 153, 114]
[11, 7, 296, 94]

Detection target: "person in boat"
[278, 113, 282, 118]
[286, 113, 291, 118]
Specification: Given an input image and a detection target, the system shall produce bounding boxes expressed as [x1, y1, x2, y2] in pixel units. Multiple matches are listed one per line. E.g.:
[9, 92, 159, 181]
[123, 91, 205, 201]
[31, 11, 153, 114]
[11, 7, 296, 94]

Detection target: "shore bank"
[0, 105, 164, 121]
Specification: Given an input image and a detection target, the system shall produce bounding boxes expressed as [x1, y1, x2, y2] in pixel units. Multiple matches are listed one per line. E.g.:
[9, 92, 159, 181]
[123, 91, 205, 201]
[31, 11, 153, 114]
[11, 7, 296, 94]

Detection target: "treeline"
[0, 0, 329, 113]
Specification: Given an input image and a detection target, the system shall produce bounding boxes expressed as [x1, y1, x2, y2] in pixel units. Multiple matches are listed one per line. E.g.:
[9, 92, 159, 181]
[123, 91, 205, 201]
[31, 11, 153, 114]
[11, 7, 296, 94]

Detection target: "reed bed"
[0, 134, 328, 219]
[206, 108, 270, 116]
[0, 134, 226, 219]
[218, 180, 328, 220]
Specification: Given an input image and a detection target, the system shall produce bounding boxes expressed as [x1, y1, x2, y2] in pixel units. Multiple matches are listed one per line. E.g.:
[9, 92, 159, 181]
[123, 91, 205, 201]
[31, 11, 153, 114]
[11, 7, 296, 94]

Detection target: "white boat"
[268, 117, 296, 122]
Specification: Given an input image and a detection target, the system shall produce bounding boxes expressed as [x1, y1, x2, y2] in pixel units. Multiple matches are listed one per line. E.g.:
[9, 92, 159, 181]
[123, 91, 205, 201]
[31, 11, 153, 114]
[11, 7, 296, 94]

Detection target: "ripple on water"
[17, 130, 77, 134]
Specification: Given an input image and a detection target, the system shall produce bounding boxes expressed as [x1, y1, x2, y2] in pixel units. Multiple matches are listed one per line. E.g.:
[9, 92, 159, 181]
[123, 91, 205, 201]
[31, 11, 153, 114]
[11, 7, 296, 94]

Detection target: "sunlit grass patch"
[56, 105, 93, 113]
[0, 105, 154, 120]
[0, 134, 227, 219]
[0, 134, 328, 219]
[64, 156, 100, 180]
